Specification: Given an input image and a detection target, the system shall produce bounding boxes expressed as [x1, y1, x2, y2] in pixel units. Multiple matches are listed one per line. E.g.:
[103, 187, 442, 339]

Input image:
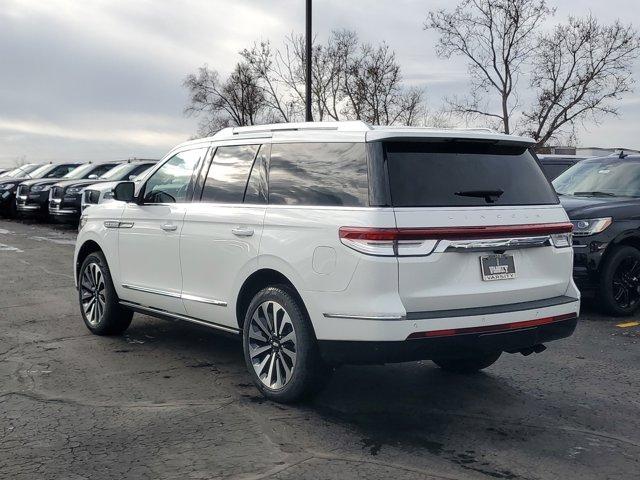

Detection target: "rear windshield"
[384, 142, 558, 207]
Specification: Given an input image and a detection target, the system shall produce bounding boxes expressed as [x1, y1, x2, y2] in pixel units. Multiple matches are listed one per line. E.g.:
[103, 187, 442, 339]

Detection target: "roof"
[180, 121, 536, 146]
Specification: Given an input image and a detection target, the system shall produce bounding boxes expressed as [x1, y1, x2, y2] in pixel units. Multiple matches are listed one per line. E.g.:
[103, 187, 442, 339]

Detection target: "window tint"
[201, 145, 259, 203]
[244, 144, 269, 204]
[268, 143, 368, 206]
[144, 148, 207, 203]
[385, 142, 558, 207]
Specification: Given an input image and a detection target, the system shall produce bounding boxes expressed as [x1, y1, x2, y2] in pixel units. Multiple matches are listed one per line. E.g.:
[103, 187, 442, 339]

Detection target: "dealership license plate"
[480, 254, 516, 281]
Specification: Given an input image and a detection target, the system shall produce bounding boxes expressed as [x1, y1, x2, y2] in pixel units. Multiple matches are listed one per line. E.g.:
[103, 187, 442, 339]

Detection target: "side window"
[128, 164, 152, 180]
[45, 164, 76, 178]
[244, 144, 269, 204]
[268, 143, 368, 206]
[90, 164, 117, 178]
[201, 145, 259, 203]
[144, 148, 207, 204]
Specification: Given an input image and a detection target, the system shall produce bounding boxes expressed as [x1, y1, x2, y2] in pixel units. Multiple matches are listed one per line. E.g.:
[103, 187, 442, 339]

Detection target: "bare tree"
[241, 29, 424, 125]
[523, 16, 640, 146]
[183, 62, 265, 135]
[340, 40, 423, 125]
[425, 0, 552, 133]
[186, 30, 425, 133]
[241, 31, 352, 122]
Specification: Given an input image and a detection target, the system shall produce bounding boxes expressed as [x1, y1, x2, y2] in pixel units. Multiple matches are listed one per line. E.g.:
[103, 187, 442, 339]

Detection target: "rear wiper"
[455, 189, 504, 203]
[572, 191, 615, 197]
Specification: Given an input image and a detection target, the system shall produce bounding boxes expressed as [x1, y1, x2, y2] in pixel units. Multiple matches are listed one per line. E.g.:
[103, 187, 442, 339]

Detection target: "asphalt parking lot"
[1, 219, 639, 480]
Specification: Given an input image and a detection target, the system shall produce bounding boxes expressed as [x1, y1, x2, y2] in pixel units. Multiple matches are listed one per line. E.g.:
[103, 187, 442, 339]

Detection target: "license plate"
[480, 254, 516, 281]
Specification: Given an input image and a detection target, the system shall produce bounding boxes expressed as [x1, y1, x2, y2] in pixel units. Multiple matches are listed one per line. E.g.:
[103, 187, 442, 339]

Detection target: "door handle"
[161, 223, 178, 232]
[232, 227, 254, 237]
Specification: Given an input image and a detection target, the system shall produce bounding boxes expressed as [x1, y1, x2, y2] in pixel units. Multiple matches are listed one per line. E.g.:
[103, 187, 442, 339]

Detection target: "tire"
[78, 251, 133, 335]
[598, 245, 640, 316]
[433, 352, 501, 374]
[242, 285, 329, 403]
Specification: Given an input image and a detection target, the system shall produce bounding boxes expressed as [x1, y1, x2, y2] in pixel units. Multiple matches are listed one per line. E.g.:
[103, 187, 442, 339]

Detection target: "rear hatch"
[383, 140, 573, 314]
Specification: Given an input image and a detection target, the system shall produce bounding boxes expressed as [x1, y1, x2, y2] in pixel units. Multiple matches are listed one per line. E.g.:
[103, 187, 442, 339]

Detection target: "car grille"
[17, 185, 29, 196]
[51, 186, 64, 199]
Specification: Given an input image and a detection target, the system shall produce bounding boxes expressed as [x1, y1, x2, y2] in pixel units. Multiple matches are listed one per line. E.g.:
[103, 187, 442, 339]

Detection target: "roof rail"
[216, 121, 373, 138]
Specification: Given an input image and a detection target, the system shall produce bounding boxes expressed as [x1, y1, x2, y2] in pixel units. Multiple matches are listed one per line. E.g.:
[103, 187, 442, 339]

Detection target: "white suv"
[74, 121, 579, 402]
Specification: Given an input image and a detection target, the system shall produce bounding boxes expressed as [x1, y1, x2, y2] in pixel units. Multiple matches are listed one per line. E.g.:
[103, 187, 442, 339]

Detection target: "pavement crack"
[0, 390, 236, 410]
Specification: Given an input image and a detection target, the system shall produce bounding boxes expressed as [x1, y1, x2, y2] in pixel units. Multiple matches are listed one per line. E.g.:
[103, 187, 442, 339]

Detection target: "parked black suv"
[16, 162, 119, 217]
[538, 154, 587, 181]
[554, 154, 640, 315]
[1, 163, 78, 217]
[49, 159, 157, 223]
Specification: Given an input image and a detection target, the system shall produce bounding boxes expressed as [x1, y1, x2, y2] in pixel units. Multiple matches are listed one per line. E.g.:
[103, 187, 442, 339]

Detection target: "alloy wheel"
[612, 256, 640, 310]
[248, 301, 297, 390]
[80, 262, 106, 326]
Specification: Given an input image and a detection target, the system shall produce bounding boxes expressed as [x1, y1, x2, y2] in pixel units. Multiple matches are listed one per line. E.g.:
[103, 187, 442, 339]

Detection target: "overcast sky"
[1, 0, 639, 168]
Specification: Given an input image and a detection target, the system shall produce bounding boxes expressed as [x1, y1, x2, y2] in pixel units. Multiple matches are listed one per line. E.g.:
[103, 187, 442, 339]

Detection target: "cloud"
[0, 0, 639, 167]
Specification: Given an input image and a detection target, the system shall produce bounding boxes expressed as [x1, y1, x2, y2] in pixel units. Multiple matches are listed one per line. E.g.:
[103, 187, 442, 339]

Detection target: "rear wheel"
[433, 352, 501, 374]
[599, 245, 640, 316]
[79, 252, 133, 335]
[242, 286, 328, 403]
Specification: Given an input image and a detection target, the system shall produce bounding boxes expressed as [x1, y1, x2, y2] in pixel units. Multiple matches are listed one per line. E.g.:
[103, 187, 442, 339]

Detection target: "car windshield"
[553, 158, 640, 197]
[63, 164, 94, 179]
[28, 164, 54, 178]
[3, 164, 40, 178]
[99, 163, 132, 180]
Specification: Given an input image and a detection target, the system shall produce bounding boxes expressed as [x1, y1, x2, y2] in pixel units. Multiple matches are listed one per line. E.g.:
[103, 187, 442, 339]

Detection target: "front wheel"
[78, 252, 133, 335]
[242, 286, 328, 403]
[599, 245, 640, 316]
[433, 352, 501, 374]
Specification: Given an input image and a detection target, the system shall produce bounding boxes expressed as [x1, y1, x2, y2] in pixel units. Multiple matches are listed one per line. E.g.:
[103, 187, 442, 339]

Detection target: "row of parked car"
[0, 159, 157, 223]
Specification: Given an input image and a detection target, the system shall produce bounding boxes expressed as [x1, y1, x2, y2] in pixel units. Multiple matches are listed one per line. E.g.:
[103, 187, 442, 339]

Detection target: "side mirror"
[113, 181, 136, 202]
[88, 174, 99, 179]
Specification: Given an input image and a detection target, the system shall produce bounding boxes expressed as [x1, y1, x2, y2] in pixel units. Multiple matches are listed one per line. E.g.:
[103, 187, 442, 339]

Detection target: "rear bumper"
[319, 315, 578, 365]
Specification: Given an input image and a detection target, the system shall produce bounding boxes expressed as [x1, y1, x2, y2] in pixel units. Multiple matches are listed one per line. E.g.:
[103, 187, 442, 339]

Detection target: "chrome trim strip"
[181, 293, 227, 307]
[119, 301, 239, 335]
[439, 236, 552, 253]
[104, 221, 135, 229]
[50, 209, 78, 215]
[122, 284, 227, 306]
[122, 284, 182, 298]
[323, 313, 406, 321]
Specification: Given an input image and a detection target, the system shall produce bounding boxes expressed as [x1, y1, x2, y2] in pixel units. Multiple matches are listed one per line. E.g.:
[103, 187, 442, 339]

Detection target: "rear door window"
[268, 143, 368, 206]
[384, 142, 558, 207]
[201, 145, 259, 203]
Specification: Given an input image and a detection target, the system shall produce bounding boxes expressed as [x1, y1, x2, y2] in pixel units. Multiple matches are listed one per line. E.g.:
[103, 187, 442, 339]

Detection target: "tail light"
[339, 222, 573, 257]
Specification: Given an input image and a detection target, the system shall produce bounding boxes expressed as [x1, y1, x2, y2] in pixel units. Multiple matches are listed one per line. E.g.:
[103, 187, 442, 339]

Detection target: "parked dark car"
[16, 162, 120, 217]
[49, 159, 157, 222]
[554, 154, 640, 316]
[538, 154, 588, 180]
[0, 163, 43, 180]
[0, 163, 78, 217]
